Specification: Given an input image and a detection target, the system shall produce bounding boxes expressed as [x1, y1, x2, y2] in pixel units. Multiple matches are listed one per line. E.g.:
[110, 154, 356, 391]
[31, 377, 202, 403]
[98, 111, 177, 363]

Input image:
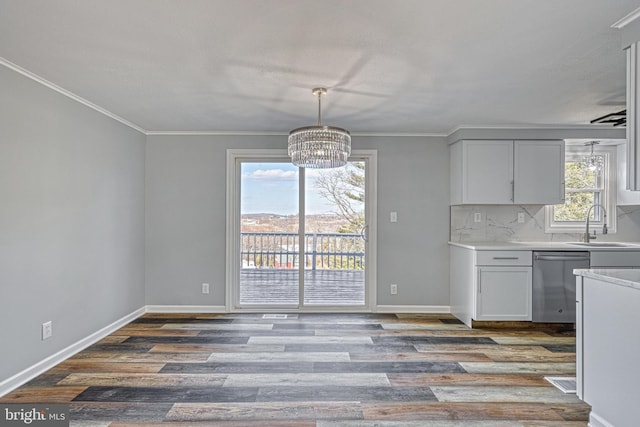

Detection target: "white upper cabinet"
[450, 139, 565, 205]
[450, 140, 513, 204]
[626, 42, 640, 191]
[617, 143, 640, 205]
[514, 140, 565, 205]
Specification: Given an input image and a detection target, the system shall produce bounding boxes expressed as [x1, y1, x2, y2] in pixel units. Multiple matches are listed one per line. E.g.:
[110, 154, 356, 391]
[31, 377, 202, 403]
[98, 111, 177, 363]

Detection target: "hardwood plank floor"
[0, 313, 589, 426]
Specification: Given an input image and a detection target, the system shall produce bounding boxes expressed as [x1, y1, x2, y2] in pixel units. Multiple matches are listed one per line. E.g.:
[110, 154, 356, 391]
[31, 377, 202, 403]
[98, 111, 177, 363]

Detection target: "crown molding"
[351, 132, 447, 137]
[612, 7, 640, 29]
[447, 124, 623, 134]
[0, 57, 147, 134]
[145, 130, 288, 136]
[446, 125, 626, 144]
[146, 130, 447, 138]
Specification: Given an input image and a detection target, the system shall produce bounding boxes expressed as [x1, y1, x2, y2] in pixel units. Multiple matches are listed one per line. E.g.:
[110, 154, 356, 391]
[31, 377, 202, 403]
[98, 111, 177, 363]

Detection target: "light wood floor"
[1, 313, 590, 426]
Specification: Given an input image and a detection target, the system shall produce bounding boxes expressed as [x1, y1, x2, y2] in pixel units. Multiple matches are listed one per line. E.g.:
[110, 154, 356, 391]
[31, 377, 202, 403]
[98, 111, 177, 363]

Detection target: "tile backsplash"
[450, 205, 640, 243]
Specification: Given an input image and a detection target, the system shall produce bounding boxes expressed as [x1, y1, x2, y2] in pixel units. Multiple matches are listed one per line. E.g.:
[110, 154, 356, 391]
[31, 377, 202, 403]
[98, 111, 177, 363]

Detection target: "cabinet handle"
[492, 257, 519, 260]
[561, 181, 566, 201]
[477, 269, 481, 293]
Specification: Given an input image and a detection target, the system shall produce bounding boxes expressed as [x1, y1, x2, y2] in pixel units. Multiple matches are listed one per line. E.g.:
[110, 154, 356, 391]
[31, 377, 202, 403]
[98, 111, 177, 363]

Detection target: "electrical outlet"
[42, 321, 52, 340]
[390, 284, 398, 295]
[390, 211, 398, 223]
[202, 283, 210, 294]
[474, 212, 482, 223]
[517, 212, 525, 223]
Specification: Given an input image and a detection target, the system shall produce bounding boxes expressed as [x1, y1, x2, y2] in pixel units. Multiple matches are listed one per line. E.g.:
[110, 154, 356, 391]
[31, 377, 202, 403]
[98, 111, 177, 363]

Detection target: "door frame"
[225, 148, 377, 312]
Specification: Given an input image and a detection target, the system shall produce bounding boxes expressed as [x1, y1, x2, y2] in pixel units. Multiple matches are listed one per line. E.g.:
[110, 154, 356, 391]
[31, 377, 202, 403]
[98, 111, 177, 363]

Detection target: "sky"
[241, 162, 357, 215]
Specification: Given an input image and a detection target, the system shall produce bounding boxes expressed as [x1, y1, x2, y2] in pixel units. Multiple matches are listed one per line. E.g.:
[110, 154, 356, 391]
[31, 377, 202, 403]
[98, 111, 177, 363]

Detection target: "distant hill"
[242, 213, 351, 234]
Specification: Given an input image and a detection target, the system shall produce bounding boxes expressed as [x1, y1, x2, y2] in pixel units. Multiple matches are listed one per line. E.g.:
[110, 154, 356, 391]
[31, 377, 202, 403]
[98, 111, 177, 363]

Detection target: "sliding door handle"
[360, 225, 369, 241]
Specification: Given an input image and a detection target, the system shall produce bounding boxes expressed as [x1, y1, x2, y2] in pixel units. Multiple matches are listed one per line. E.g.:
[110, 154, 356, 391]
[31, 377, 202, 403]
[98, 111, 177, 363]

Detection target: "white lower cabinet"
[450, 246, 533, 326]
[475, 266, 532, 321]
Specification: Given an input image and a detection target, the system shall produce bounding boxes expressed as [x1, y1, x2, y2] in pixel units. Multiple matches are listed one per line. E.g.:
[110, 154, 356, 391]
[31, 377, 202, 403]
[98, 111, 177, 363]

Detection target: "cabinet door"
[616, 143, 640, 205]
[463, 140, 514, 204]
[514, 140, 564, 204]
[476, 266, 532, 321]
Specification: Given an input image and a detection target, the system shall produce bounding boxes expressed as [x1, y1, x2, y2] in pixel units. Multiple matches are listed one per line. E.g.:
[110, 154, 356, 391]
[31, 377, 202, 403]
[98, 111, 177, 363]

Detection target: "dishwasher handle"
[535, 255, 590, 261]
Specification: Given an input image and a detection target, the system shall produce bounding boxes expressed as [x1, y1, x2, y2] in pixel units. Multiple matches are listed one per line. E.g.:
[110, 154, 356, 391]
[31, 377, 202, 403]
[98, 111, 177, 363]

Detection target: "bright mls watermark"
[0, 405, 69, 426]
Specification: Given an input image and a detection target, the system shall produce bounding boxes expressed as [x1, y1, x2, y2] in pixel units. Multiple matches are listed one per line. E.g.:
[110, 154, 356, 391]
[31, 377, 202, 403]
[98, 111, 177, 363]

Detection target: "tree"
[553, 160, 600, 222]
[314, 162, 365, 233]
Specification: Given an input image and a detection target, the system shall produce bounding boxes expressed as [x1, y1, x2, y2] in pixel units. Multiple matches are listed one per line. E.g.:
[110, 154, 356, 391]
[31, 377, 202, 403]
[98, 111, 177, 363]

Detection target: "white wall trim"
[225, 149, 378, 312]
[449, 124, 625, 133]
[376, 305, 451, 313]
[446, 126, 626, 145]
[588, 411, 616, 427]
[145, 305, 227, 313]
[147, 131, 289, 136]
[0, 307, 145, 397]
[611, 6, 640, 29]
[146, 130, 446, 137]
[0, 57, 147, 135]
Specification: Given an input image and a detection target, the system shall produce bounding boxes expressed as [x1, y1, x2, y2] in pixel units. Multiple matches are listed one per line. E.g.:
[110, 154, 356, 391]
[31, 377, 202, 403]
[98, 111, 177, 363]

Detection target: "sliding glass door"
[239, 162, 300, 306]
[228, 151, 374, 311]
[303, 161, 366, 306]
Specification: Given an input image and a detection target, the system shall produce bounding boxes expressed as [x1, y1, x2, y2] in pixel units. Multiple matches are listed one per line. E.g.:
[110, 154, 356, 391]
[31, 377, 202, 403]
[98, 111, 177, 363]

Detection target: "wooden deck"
[240, 269, 365, 306]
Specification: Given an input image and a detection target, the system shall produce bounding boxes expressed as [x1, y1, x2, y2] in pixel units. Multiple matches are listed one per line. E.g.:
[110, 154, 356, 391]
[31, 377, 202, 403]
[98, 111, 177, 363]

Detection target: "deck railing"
[241, 232, 364, 270]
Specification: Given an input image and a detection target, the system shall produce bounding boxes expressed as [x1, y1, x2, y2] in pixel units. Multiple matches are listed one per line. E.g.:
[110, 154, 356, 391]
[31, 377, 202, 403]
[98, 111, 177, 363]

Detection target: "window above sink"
[545, 144, 617, 234]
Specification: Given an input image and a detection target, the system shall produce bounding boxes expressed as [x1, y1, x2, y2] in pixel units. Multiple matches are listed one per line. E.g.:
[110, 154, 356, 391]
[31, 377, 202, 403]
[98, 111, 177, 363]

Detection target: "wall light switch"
[517, 212, 525, 223]
[474, 212, 482, 223]
[390, 211, 398, 223]
[202, 283, 210, 294]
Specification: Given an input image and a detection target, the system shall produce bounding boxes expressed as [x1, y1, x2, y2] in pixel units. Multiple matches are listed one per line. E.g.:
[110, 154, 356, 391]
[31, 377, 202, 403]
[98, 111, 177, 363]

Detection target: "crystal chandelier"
[288, 88, 351, 168]
[582, 141, 603, 173]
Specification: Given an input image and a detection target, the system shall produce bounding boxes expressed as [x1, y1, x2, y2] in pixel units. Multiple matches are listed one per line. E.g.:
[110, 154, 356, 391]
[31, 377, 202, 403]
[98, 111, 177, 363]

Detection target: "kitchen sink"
[572, 242, 633, 247]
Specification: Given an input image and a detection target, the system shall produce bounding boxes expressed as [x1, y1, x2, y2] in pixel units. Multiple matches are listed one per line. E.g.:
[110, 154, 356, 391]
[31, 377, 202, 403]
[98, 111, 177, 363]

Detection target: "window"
[545, 145, 616, 234]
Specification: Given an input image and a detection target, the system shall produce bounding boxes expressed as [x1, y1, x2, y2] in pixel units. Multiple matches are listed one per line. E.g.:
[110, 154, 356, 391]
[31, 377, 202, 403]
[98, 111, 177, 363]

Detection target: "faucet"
[583, 204, 608, 243]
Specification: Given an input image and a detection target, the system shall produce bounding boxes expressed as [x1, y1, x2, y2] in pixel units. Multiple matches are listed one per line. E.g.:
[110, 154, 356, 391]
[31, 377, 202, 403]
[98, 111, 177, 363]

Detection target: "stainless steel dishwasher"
[532, 251, 590, 322]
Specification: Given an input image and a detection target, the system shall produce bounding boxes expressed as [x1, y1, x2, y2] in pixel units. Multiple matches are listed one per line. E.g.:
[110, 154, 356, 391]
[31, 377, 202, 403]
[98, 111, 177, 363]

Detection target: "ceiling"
[0, 0, 637, 134]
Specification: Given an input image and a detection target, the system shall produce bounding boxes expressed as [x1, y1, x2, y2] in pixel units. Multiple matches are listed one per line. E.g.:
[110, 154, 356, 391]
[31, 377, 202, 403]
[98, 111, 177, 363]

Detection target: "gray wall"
[145, 135, 450, 307]
[0, 66, 146, 382]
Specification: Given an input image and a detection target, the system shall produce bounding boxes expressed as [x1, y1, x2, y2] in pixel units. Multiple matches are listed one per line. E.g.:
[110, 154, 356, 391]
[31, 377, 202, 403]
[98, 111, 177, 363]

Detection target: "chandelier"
[582, 141, 603, 173]
[288, 88, 351, 168]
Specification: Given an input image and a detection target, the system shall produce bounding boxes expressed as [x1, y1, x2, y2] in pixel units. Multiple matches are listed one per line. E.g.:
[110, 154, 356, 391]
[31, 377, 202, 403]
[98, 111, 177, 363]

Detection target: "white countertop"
[574, 268, 640, 291]
[449, 241, 640, 251]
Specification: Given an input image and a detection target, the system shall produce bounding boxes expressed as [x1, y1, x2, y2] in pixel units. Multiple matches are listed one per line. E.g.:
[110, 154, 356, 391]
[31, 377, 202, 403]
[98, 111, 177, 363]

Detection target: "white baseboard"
[145, 305, 227, 313]
[0, 306, 145, 397]
[376, 305, 451, 313]
[589, 411, 616, 427]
